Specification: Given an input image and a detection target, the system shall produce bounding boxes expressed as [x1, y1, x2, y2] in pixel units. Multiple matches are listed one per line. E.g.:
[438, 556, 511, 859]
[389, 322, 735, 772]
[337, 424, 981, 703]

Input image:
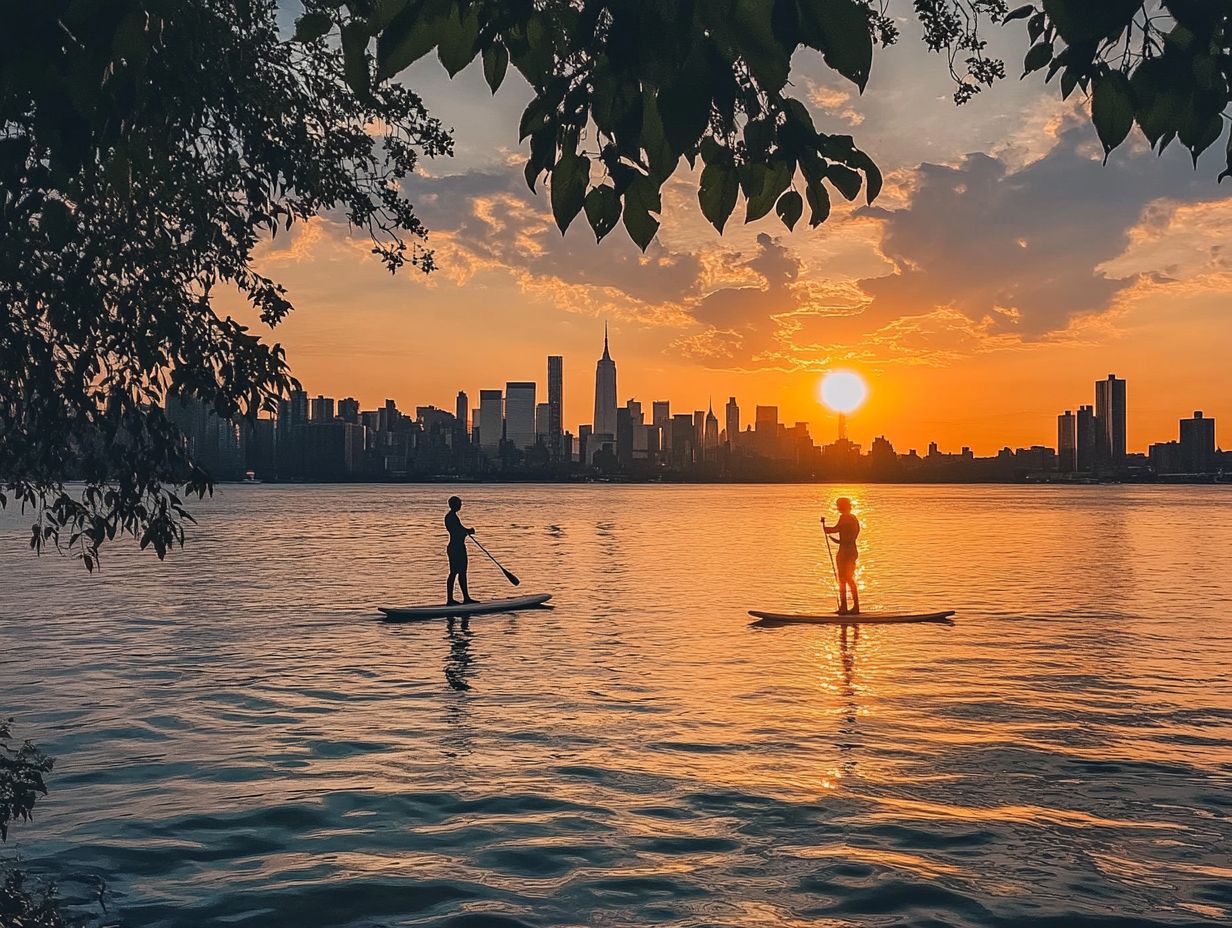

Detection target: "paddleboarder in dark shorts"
[445, 496, 477, 605]
[823, 497, 861, 615]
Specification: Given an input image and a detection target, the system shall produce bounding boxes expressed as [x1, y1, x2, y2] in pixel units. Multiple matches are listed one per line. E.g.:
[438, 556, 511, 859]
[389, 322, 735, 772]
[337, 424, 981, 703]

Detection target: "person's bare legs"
[447, 571, 459, 604]
[848, 576, 860, 615]
[459, 570, 476, 604]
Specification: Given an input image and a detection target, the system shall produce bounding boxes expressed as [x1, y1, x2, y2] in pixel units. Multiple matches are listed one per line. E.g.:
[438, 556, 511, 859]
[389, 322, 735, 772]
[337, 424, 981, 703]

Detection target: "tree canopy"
[2, 0, 1230, 567]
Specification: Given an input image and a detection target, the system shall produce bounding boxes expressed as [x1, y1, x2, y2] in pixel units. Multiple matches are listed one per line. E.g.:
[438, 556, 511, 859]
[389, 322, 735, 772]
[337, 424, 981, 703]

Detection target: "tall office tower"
[652, 401, 671, 451]
[1057, 410, 1077, 472]
[671, 414, 695, 467]
[455, 391, 469, 435]
[725, 396, 739, 446]
[535, 402, 550, 442]
[1180, 411, 1215, 473]
[704, 402, 719, 457]
[478, 389, 504, 452]
[692, 411, 705, 457]
[505, 381, 536, 450]
[626, 399, 643, 425]
[286, 388, 309, 427]
[593, 324, 618, 439]
[1076, 404, 1096, 472]
[337, 397, 360, 423]
[547, 355, 563, 461]
[1094, 374, 1127, 468]
[616, 406, 633, 467]
[755, 405, 780, 458]
[310, 395, 335, 421]
[578, 424, 593, 465]
[378, 399, 400, 432]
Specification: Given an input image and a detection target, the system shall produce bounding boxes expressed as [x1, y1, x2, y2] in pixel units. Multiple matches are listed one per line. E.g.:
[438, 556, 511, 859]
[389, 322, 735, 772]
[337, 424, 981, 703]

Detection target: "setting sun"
[820, 371, 868, 414]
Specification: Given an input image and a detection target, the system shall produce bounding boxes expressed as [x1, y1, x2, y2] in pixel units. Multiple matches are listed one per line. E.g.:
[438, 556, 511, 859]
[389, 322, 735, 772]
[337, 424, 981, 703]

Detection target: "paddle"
[820, 517, 841, 611]
[468, 535, 521, 587]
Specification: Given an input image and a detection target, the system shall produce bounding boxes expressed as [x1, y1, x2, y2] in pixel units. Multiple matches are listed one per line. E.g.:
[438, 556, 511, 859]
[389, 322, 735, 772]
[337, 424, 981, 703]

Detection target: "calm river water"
[2, 484, 1230, 927]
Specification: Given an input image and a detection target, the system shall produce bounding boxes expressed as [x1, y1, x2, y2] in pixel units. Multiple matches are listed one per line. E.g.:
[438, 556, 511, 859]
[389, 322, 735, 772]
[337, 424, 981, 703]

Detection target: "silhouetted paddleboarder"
[445, 496, 477, 606]
[823, 498, 861, 615]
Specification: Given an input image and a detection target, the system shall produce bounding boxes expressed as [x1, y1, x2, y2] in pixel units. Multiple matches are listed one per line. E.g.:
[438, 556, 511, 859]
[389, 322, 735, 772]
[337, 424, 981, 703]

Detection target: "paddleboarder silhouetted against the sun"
[445, 496, 477, 606]
[823, 498, 861, 615]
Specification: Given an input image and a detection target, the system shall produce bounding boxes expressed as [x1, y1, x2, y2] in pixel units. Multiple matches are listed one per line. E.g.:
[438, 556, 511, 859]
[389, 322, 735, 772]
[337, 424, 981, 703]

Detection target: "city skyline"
[222, 324, 1223, 486]
[274, 326, 1220, 460]
[227, 15, 1232, 462]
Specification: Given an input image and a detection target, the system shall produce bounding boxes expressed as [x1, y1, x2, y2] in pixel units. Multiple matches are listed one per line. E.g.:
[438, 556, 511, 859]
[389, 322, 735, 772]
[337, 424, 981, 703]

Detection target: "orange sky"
[233, 22, 1230, 456]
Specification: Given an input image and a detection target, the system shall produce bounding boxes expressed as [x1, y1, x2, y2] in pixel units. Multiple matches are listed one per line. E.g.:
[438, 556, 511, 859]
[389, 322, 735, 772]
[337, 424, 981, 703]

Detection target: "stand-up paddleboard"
[380, 594, 552, 621]
[749, 609, 955, 626]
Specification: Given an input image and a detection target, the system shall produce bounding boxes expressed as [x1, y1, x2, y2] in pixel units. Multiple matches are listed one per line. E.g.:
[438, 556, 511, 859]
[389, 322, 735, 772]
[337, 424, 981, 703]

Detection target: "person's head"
[448, 496, 462, 512]
[836, 497, 852, 514]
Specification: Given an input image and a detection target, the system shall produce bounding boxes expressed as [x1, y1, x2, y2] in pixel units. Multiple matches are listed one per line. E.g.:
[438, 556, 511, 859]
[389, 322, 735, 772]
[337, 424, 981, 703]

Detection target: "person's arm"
[822, 521, 840, 535]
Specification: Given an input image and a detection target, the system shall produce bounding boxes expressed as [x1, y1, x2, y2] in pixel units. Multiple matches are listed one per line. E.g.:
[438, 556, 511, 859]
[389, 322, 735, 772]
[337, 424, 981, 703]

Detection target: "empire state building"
[593, 323, 617, 439]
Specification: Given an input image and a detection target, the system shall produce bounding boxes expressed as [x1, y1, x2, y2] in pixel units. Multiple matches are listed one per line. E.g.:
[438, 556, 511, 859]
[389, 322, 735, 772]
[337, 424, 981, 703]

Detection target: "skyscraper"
[338, 397, 360, 423]
[505, 381, 536, 450]
[455, 391, 469, 440]
[725, 396, 739, 445]
[652, 401, 671, 452]
[284, 388, 308, 427]
[547, 355, 563, 462]
[593, 323, 617, 439]
[1094, 374, 1126, 468]
[704, 402, 719, 458]
[310, 394, 335, 421]
[1076, 404, 1096, 472]
[1057, 410, 1076, 473]
[535, 402, 550, 443]
[1180, 411, 1215, 473]
[478, 389, 503, 452]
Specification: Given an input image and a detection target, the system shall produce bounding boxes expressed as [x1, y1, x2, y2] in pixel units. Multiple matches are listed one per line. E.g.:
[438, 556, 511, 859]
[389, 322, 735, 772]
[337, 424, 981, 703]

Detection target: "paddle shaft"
[468, 535, 521, 586]
[821, 518, 841, 609]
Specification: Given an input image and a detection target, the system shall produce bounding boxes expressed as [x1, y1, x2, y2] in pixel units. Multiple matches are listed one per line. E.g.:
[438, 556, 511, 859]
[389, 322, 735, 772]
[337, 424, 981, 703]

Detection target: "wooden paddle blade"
[503, 569, 521, 586]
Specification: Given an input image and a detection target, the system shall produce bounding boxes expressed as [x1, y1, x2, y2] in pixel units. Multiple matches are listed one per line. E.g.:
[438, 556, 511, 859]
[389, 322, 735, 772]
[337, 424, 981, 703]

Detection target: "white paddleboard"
[380, 594, 552, 620]
[749, 609, 955, 626]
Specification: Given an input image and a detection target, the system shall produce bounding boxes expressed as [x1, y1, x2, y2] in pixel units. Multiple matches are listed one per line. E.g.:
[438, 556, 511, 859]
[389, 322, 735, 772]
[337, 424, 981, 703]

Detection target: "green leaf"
[1131, 57, 1186, 148]
[656, 47, 713, 157]
[40, 199, 71, 246]
[642, 90, 679, 180]
[798, 0, 873, 91]
[293, 11, 332, 43]
[1042, 0, 1139, 45]
[1091, 70, 1134, 158]
[1023, 41, 1053, 76]
[733, 0, 790, 91]
[341, 22, 371, 97]
[1027, 12, 1046, 43]
[438, 4, 481, 77]
[1180, 112, 1223, 166]
[519, 95, 553, 141]
[806, 180, 831, 226]
[699, 161, 738, 232]
[584, 185, 621, 241]
[623, 174, 662, 250]
[376, 0, 450, 80]
[372, 0, 412, 32]
[551, 153, 589, 233]
[775, 189, 803, 230]
[482, 42, 509, 93]
[745, 159, 792, 222]
[825, 162, 862, 200]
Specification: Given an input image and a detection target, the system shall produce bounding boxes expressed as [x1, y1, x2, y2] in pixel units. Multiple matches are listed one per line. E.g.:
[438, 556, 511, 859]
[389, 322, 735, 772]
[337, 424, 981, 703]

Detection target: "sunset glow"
[820, 372, 869, 415]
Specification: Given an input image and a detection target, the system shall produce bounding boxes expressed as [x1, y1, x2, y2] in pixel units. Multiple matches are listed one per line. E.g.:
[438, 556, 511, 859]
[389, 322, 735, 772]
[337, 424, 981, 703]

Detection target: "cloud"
[253, 123, 1227, 377]
[841, 126, 1218, 344]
